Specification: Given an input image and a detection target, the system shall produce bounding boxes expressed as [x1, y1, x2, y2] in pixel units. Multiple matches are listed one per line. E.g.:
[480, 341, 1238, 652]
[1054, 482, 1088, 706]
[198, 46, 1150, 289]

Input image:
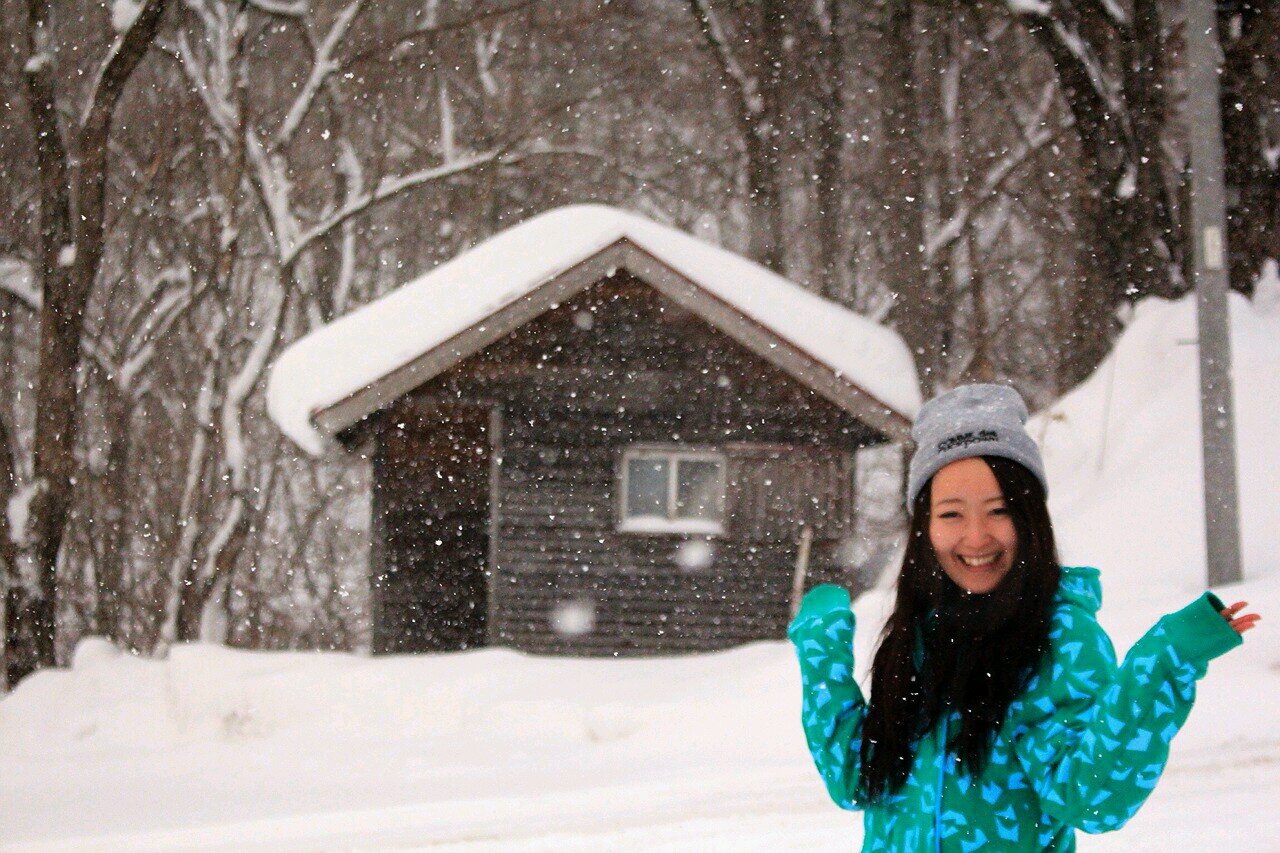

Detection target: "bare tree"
[151, 0, 621, 646]
[811, 0, 847, 300]
[877, 0, 935, 389]
[996, 0, 1181, 384]
[11, 0, 171, 682]
[685, 0, 796, 271]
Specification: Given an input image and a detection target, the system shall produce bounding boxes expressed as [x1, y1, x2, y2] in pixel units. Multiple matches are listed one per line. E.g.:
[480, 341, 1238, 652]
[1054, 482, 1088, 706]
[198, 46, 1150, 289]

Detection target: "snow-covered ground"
[2, 289, 1277, 851]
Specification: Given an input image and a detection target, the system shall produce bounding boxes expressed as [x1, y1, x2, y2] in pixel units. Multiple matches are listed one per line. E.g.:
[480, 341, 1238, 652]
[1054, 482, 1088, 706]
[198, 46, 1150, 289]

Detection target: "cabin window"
[619, 448, 726, 534]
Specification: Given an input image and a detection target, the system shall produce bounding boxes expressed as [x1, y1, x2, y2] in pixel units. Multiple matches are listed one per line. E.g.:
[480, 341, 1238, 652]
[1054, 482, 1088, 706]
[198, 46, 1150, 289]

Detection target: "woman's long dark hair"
[857, 456, 1060, 803]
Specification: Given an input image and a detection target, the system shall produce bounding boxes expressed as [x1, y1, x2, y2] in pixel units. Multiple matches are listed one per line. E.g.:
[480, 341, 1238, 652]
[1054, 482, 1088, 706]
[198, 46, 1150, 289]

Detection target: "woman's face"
[928, 457, 1018, 594]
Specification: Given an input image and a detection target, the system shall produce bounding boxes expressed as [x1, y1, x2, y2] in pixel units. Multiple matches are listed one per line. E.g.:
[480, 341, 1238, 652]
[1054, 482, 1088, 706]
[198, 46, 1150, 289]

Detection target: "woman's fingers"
[1230, 614, 1260, 633]
[1220, 601, 1260, 635]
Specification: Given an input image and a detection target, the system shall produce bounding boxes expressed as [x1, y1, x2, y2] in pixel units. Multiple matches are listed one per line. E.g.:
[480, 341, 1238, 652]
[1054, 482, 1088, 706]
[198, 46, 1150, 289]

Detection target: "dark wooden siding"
[375, 271, 886, 655]
[489, 419, 856, 654]
[371, 402, 490, 653]
[727, 444, 854, 542]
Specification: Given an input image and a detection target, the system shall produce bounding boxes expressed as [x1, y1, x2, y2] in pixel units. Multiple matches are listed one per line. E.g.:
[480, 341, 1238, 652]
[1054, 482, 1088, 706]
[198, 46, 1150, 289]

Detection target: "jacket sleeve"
[787, 583, 865, 811]
[1009, 592, 1242, 833]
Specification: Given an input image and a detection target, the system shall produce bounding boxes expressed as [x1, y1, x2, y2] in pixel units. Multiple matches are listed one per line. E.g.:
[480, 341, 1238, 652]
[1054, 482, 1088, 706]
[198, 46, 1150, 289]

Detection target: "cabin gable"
[319, 239, 909, 445]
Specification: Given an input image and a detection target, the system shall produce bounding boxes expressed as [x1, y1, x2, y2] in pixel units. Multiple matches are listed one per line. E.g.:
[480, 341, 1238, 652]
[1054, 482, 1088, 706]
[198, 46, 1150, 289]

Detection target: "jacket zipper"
[934, 713, 949, 853]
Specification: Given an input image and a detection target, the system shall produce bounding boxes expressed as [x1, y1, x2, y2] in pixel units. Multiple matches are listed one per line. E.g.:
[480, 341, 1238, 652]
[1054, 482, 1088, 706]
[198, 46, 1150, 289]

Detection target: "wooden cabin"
[267, 205, 918, 656]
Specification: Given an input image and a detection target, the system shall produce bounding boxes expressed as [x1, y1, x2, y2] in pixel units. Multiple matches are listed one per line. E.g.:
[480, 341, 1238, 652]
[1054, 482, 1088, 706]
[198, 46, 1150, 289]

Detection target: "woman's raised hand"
[1220, 601, 1261, 635]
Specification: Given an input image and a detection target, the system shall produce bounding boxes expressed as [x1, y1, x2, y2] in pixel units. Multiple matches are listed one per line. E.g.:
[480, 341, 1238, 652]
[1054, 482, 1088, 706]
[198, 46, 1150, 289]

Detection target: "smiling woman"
[787, 383, 1261, 852]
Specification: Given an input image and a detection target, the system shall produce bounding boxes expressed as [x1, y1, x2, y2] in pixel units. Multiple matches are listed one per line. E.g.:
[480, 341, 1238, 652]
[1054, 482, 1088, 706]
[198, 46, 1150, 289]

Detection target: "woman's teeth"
[959, 553, 999, 568]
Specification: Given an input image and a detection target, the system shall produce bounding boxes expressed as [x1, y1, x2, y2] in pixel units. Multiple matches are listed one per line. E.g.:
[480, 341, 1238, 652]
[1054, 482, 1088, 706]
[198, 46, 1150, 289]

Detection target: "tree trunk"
[962, 226, 994, 383]
[17, 0, 169, 679]
[0, 415, 20, 690]
[879, 0, 936, 391]
[1221, 2, 1280, 296]
[93, 384, 132, 642]
[686, 0, 788, 272]
[748, 0, 787, 272]
[1022, 0, 1178, 387]
[813, 0, 845, 300]
[175, 502, 250, 643]
[925, 10, 963, 385]
[1119, 0, 1178, 300]
[20, 0, 74, 679]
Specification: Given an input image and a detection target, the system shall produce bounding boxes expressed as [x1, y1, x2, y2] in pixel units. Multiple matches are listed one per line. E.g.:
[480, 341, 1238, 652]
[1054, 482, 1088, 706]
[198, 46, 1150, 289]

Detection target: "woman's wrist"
[1160, 592, 1244, 666]
[788, 584, 853, 639]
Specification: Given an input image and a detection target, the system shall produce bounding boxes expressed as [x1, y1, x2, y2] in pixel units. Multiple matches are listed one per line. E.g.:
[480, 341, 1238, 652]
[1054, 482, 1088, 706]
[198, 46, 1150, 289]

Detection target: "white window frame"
[618, 446, 727, 535]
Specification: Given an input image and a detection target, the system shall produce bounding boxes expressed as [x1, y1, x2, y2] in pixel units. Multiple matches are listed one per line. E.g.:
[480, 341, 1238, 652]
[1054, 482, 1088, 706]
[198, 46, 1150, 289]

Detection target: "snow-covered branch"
[927, 84, 1064, 261]
[118, 267, 192, 348]
[221, 288, 284, 491]
[438, 79, 457, 163]
[330, 141, 363, 315]
[688, 0, 763, 117]
[1091, 0, 1129, 28]
[1048, 20, 1123, 119]
[0, 258, 40, 312]
[79, 0, 168, 131]
[81, 267, 200, 414]
[475, 25, 503, 97]
[171, 33, 238, 142]
[284, 149, 502, 268]
[244, 128, 301, 260]
[118, 287, 192, 390]
[340, 0, 538, 70]
[247, 0, 306, 16]
[157, 361, 215, 651]
[1005, 2, 1125, 127]
[274, 0, 367, 150]
[1005, 0, 1050, 15]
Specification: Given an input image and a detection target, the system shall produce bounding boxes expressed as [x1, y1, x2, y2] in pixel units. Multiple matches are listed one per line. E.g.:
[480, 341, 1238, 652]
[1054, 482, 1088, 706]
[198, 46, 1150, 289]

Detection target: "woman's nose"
[960, 519, 995, 545]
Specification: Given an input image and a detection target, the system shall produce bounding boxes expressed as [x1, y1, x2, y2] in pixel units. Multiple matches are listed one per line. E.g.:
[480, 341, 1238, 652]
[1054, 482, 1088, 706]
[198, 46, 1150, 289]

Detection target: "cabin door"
[377, 402, 491, 652]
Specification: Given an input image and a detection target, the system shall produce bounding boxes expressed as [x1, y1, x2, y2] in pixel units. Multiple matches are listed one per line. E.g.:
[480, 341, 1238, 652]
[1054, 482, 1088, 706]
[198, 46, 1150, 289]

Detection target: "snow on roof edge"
[266, 204, 922, 455]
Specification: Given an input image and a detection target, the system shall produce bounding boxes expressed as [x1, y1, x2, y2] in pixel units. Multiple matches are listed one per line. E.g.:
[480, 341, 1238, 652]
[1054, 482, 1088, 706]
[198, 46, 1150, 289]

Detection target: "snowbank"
[0, 637, 838, 848]
[1031, 290, 1280, 601]
[1, 581, 1276, 851]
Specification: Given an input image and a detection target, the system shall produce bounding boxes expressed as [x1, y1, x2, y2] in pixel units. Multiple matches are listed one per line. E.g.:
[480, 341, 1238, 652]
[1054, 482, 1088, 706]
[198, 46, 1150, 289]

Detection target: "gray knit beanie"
[906, 383, 1047, 512]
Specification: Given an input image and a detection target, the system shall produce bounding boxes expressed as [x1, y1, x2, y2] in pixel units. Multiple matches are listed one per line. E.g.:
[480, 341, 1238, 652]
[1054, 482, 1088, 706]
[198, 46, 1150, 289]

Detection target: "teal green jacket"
[787, 566, 1242, 851]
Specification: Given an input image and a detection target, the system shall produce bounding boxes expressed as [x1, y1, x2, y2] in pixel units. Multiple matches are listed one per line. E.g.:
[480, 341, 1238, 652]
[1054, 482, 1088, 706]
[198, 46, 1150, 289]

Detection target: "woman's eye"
[938, 511, 960, 519]
[991, 507, 1010, 516]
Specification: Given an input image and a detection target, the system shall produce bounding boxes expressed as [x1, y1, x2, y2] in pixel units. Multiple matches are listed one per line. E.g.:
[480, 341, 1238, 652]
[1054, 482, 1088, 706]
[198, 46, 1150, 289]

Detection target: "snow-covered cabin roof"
[267, 205, 921, 455]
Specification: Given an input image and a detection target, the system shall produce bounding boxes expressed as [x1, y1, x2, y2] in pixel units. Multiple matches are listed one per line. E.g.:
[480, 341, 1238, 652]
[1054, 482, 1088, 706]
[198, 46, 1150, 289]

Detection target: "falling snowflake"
[833, 536, 862, 569]
[675, 538, 714, 572]
[550, 598, 595, 637]
[111, 0, 143, 32]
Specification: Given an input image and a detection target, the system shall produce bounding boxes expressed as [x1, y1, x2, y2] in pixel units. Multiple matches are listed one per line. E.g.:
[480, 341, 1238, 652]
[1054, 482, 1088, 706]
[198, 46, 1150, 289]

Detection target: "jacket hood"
[1055, 565, 1102, 614]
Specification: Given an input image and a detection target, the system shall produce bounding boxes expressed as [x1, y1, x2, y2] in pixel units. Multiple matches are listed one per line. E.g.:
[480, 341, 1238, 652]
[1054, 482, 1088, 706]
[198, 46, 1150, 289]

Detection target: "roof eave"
[309, 237, 913, 446]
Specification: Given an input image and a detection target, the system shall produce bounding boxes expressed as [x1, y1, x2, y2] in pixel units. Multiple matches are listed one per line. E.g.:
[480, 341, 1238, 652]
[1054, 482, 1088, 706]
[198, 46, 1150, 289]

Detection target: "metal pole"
[1184, 0, 1243, 586]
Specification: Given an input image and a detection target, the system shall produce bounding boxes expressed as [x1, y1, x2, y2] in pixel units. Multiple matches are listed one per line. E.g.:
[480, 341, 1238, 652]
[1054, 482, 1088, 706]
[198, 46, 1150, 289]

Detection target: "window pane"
[675, 459, 723, 520]
[626, 457, 669, 518]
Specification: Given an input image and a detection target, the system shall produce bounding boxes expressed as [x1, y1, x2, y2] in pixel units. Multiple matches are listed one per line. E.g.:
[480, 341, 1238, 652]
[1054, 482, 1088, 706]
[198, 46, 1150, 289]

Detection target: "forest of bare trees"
[0, 0, 1276, 686]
